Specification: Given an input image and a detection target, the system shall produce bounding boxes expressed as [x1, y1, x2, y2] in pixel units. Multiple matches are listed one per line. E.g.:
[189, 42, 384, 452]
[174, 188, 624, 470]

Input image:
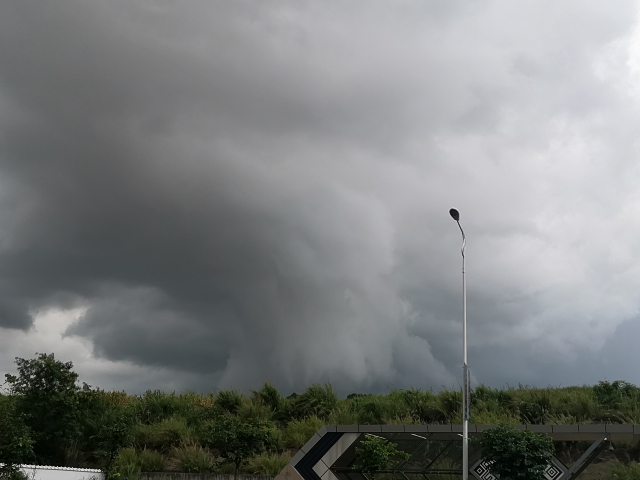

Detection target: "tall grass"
[609, 461, 640, 480]
[170, 443, 215, 473]
[283, 416, 325, 449]
[46, 379, 640, 473]
[133, 416, 193, 452]
[247, 452, 291, 475]
[289, 384, 338, 419]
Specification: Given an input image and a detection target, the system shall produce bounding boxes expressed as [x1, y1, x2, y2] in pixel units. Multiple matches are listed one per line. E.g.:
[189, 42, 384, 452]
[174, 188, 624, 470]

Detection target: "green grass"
[246, 452, 291, 475]
[283, 416, 325, 449]
[170, 443, 215, 473]
[609, 461, 640, 480]
[13, 375, 640, 473]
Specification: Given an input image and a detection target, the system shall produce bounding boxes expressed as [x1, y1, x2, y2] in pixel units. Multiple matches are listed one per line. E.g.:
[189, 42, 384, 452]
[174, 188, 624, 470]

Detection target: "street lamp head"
[449, 208, 460, 221]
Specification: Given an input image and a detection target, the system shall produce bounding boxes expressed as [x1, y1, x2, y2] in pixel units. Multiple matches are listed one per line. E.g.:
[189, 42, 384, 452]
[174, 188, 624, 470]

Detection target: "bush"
[247, 452, 291, 475]
[399, 389, 443, 423]
[289, 384, 338, 419]
[139, 448, 165, 472]
[266, 425, 286, 453]
[517, 389, 553, 425]
[554, 387, 598, 422]
[237, 400, 274, 422]
[0, 468, 30, 480]
[354, 436, 409, 479]
[132, 391, 185, 424]
[479, 425, 553, 480]
[252, 383, 285, 412]
[351, 394, 410, 424]
[216, 390, 244, 414]
[436, 390, 462, 421]
[594, 381, 638, 409]
[134, 416, 193, 452]
[327, 402, 359, 425]
[111, 447, 142, 479]
[609, 461, 640, 480]
[171, 443, 215, 473]
[200, 416, 271, 476]
[283, 416, 324, 449]
[0, 400, 34, 470]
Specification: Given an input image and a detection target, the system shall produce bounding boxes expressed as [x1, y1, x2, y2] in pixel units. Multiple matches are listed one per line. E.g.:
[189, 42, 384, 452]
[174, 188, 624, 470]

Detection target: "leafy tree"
[201, 415, 270, 479]
[354, 436, 409, 479]
[5, 353, 82, 466]
[91, 406, 135, 471]
[0, 399, 34, 479]
[480, 425, 554, 480]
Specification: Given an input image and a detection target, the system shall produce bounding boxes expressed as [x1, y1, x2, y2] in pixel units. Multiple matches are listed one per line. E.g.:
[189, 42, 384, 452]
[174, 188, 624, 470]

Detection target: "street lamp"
[449, 208, 469, 480]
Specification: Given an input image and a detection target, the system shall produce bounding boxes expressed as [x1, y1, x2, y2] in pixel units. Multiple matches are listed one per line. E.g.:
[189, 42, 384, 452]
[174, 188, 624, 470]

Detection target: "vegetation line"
[2, 353, 640, 480]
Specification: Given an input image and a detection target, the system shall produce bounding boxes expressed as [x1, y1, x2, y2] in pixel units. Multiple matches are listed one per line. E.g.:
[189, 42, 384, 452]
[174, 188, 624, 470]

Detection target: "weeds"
[609, 461, 640, 480]
[283, 416, 325, 449]
[170, 443, 216, 473]
[247, 452, 291, 475]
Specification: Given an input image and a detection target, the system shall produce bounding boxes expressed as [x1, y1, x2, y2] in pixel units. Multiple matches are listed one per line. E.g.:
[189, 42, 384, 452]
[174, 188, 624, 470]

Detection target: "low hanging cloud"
[1, 0, 640, 393]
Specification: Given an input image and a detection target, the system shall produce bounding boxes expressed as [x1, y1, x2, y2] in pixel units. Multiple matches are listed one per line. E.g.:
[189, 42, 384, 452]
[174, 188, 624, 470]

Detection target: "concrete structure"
[280, 424, 640, 480]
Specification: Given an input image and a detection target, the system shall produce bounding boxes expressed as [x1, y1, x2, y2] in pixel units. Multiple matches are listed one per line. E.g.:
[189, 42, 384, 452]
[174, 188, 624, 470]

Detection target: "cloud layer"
[1, 0, 640, 393]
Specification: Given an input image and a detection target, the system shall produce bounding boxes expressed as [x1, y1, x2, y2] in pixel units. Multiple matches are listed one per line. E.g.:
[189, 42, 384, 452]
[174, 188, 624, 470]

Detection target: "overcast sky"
[2, 1, 640, 395]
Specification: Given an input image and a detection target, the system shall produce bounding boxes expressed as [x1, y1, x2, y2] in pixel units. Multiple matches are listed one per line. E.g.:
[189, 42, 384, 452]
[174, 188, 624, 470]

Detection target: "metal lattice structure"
[275, 425, 640, 480]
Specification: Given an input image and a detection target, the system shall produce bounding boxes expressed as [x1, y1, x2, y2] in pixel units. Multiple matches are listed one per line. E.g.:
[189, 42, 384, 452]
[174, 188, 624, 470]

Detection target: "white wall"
[19, 465, 105, 480]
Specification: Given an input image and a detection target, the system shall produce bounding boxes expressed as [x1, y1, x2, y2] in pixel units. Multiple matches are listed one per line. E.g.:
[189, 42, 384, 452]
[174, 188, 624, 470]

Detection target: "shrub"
[171, 443, 215, 473]
[400, 389, 442, 422]
[252, 383, 285, 412]
[237, 400, 274, 422]
[216, 390, 244, 414]
[132, 391, 184, 424]
[355, 397, 386, 424]
[437, 390, 462, 421]
[609, 461, 640, 480]
[594, 381, 638, 409]
[1, 470, 30, 480]
[354, 436, 409, 479]
[517, 389, 553, 425]
[134, 416, 193, 452]
[284, 416, 324, 449]
[289, 384, 338, 419]
[139, 448, 165, 472]
[111, 447, 142, 479]
[352, 394, 410, 424]
[266, 425, 286, 453]
[553, 387, 598, 422]
[247, 452, 291, 475]
[201, 416, 271, 476]
[479, 425, 553, 480]
[328, 402, 360, 425]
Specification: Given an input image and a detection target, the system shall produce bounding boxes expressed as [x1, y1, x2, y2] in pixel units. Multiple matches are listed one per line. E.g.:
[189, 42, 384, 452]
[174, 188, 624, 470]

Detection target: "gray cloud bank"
[1, 0, 640, 393]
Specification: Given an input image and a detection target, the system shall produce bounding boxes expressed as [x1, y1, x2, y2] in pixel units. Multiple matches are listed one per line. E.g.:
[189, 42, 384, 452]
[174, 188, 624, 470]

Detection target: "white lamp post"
[449, 208, 469, 480]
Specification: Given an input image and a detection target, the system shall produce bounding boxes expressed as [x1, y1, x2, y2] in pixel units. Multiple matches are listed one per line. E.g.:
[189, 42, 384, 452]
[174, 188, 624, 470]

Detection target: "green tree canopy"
[5, 353, 82, 465]
[0, 398, 35, 479]
[201, 415, 271, 479]
[480, 425, 554, 480]
[355, 436, 409, 479]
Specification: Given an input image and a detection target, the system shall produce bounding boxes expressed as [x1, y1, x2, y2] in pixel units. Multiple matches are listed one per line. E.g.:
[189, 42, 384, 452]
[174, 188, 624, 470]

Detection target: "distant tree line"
[2, 353, 640, 479]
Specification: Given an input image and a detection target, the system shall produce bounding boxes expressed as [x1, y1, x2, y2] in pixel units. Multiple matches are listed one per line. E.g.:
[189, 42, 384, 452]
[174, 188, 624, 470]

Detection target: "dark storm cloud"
[1, 0, 640, 393]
